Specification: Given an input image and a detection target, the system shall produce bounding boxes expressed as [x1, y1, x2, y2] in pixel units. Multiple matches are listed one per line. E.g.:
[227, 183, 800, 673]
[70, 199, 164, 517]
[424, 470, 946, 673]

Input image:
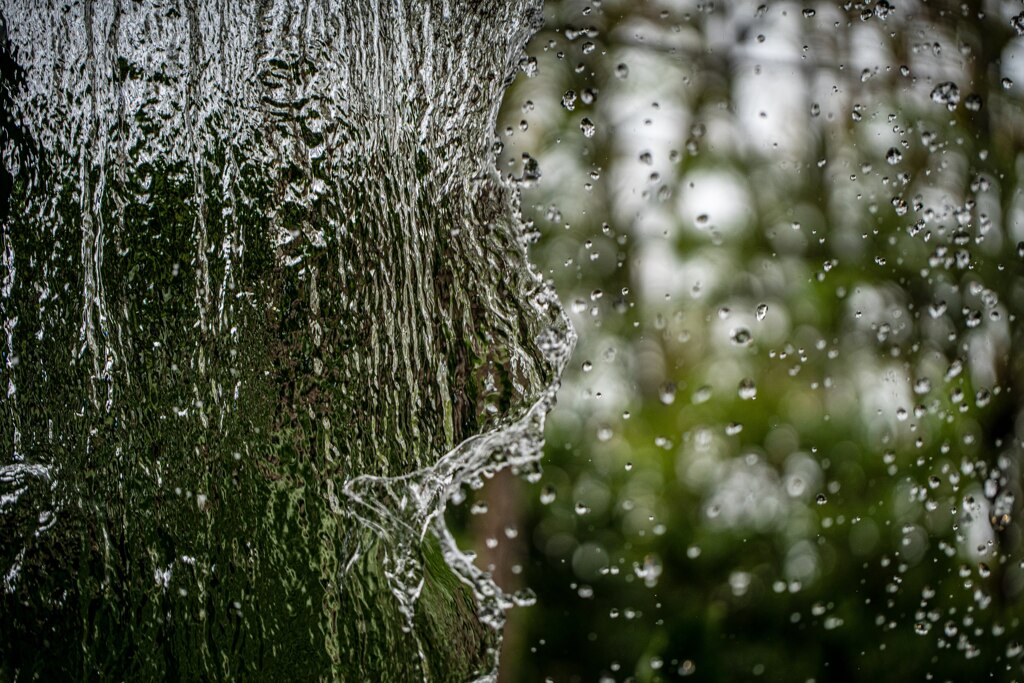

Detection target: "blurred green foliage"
[457, 0, 1024, 680]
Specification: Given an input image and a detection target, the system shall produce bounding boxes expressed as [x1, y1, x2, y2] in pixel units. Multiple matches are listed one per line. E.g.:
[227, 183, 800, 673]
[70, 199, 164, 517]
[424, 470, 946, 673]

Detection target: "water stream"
[0, 1, 572, 679]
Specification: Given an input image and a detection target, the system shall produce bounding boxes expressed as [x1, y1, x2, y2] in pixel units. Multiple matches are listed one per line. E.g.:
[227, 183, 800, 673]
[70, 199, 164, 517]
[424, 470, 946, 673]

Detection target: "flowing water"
[0, 1, 572, 679]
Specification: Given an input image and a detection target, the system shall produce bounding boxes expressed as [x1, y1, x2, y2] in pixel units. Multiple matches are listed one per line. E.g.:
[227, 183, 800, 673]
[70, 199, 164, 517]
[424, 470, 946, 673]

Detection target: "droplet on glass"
[659, 382, 677, 405]
[885, 147, 903, 165]
[561, 89, 577, 111]
[615, 62, 629, 79]
[580, 117, 596, 138]
[756, 303, 768, 321]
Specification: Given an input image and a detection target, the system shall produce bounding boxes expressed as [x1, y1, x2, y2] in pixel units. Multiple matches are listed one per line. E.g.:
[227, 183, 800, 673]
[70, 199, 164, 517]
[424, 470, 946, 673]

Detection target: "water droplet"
[1013, 12, 1024, 35]
[581, 360, 593, 372]
[540, 486, 557, 505]
[885, 147, 903, 165]
[659, 382, 677, 405]
[520, 56, 539, 77]
[580, 117, 596, 138]
[802, 8, 816, 17]
[930, 81, 960, 110]
[519, 153, 542, 186]
[738, 378, 757, 400]
[615, 63, 629, 78]
[816, 493, 828, 505]
[756, 303, 768, 321]
[574, 501, 591, 515]
[730, 327, 752, 346]
[964, 94, 983, 112]
[561, 90, 577, 111]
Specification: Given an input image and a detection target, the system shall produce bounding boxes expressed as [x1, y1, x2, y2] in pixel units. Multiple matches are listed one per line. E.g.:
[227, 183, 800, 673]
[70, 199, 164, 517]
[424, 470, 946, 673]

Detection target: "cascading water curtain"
[0, 2, 572, 679]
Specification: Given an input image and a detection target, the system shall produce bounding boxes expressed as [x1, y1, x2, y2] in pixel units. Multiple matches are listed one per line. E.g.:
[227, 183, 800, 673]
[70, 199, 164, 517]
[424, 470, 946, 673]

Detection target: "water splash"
[0, 1, 572, 679]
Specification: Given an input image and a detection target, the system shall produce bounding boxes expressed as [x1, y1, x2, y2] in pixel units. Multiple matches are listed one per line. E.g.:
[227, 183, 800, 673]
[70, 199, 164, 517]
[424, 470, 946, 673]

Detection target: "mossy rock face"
[0, 2, 561, 679]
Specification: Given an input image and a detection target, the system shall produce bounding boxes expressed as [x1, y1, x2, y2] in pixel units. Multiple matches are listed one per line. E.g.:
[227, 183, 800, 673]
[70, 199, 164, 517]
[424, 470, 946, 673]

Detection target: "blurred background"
[448, 0, 1024, 680]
